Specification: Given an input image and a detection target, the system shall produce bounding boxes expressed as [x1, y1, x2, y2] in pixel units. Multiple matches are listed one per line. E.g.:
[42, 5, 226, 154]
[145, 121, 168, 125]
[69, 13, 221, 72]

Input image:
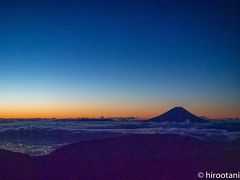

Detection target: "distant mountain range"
[150, 107, 208, 123]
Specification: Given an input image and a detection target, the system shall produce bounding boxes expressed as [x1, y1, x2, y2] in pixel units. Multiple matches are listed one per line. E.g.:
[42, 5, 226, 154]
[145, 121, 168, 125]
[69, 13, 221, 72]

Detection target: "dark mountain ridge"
[0, 134, 239, 180]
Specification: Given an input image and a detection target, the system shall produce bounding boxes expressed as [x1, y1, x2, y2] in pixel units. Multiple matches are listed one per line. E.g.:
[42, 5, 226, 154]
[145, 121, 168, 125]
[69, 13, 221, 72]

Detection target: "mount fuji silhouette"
[150, 107, 208, 123]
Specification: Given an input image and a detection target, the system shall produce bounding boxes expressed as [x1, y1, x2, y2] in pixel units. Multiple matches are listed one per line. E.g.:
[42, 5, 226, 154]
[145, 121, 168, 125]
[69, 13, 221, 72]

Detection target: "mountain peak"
[171, 107, 187, 111]
[150, 107, 208, 123]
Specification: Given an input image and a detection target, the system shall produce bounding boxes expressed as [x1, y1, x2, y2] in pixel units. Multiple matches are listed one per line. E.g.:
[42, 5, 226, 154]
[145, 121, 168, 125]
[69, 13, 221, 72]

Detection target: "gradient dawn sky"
[0, 0, 239, 119]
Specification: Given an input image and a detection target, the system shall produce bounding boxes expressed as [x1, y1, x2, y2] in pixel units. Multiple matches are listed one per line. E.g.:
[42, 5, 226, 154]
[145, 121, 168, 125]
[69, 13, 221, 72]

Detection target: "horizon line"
[0, 116, 239, 121]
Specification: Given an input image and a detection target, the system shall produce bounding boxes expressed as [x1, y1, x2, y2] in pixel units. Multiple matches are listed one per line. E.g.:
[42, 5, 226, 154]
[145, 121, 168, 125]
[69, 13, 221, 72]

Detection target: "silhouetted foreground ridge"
[0, 134, 239, 180]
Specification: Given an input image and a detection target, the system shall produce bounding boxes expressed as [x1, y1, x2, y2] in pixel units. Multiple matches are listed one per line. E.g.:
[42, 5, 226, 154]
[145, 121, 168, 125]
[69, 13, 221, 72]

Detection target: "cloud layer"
[0, 119, 240, 155]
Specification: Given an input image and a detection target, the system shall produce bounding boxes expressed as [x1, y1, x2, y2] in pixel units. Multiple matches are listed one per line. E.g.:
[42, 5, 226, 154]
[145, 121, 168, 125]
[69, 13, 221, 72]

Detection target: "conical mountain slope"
[150, 107, 208, 123]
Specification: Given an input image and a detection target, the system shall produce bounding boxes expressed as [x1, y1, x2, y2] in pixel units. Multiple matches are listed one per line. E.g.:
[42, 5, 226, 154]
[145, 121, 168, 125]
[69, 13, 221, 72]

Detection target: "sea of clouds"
[0, 119, 240, 156]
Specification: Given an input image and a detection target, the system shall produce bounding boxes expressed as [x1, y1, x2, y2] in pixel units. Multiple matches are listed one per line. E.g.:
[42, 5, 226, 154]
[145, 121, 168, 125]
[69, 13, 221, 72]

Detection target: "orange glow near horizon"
[0, 105, 162, 119]
[0, 104, 239, 119]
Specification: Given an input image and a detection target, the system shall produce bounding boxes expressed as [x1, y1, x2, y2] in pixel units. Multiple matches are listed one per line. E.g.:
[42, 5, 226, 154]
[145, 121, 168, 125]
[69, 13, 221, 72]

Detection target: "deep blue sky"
[0, 0, 239, 118]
